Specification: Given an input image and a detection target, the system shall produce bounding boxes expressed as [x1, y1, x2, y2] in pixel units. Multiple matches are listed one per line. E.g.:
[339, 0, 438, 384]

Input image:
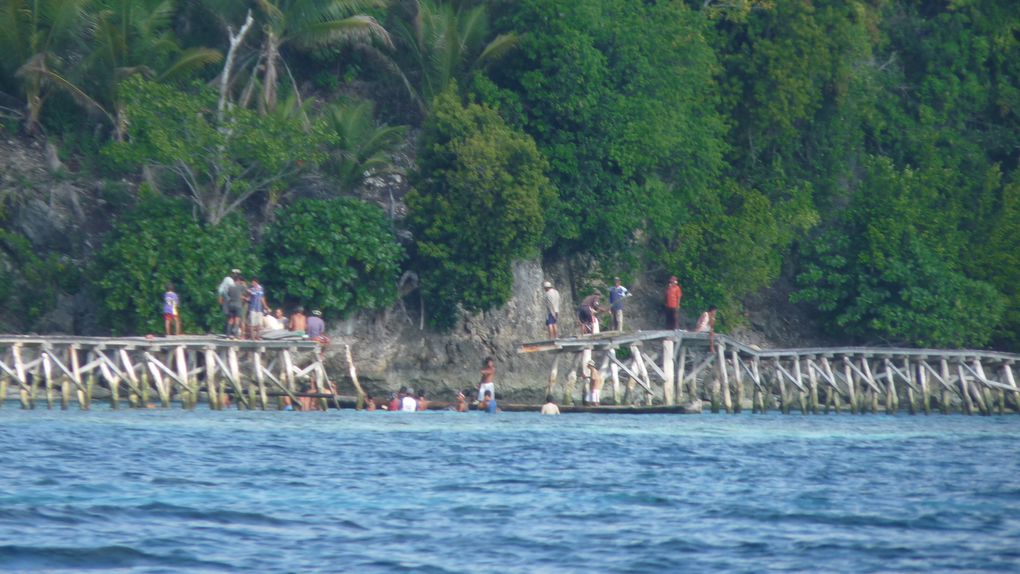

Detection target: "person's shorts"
[478, 382, 495, 402]
[164, 313, 176, 321]
[227, 304, 242, 318]
[546, 312, 557, 326]
[249, 310, 262, 326]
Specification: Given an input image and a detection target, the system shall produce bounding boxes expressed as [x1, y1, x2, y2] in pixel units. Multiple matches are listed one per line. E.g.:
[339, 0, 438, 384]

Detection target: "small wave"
[0, 544, 234, 571]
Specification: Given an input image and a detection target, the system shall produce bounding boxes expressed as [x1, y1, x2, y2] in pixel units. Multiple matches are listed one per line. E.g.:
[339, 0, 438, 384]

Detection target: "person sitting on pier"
[585, 360, 604, 407]
[290, 306, 308, 334]
[478, 357, 496, 402]
[541, 395, 560, 415]
[307, 310, 326, 342]
[578, 291, 603, 335]
[480, 390, 498, 413]
[163, 283, 181, 336]
[543, 280, 561, 339]
[695, 306, 717, 333]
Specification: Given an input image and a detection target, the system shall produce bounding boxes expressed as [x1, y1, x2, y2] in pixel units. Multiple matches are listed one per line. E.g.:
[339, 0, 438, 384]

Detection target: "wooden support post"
[675, 337, 686, 404]
[806, 357, 819, 415]
[282, 349, 297, 410]
[716, 344, 732, 413]
[956, 363, 973, 415]
[69, 347, 85, 410]
[546, 354, 560, 402]
[13, 345, 29, 409]
[731, 350, 743, 414]
[861, 358, 878, 413]
[842, 358, 858, 415]
[752, 358, 765, 413]
[820, 358, 840, 414]
[1004, 364, 1019, 414]
[631, 344, 653, 406]
[205, 349, 220, 410]
[663, 339, 675, 407]
[774, 359, 789, 415]
[174, 346, 191, 409]
[42, 352, 55, 410]
[0, 375, 7, 409]
[610, 349, 621, 405]
[917, 360, 931, 415]
[253, 350, 268, 410]
[973, 360, 1001, 415]
[564, 352, 580, 406]
[107, 365, 120, 410]
[882, 359, 896, 415]
[940, 359, 952, 414]
[146, 357, 170, 408]
[902, 359, 916, 415]
[793, 358, 807, 415]
[228, 347, 245, 410]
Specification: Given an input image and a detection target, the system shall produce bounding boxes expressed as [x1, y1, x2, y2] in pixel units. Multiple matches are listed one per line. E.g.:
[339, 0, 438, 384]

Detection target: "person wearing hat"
[578, 291, 603, 335]
[665, 276, 682, 330]
[542, 280, 560, 339]
[306, 309, 325, 340]
[585, 360, 604, 407]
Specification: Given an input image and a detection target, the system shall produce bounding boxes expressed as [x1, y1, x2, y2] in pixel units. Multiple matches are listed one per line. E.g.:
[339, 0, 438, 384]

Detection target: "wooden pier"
[0, 335, 345, 410]
[520, 331, 1020, 415]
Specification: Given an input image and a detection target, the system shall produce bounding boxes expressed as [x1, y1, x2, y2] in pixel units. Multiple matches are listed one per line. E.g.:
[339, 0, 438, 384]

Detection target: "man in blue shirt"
[609, 277, 631, 332]
[481, 390, 498, 413]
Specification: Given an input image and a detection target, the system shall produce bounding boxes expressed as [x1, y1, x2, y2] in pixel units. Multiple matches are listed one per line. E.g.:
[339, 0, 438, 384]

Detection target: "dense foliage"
[0, 0, 1017, 350]
[407, 89, 553, 328]
[262, 198, 404, 318]
[93, 194, 260, 335]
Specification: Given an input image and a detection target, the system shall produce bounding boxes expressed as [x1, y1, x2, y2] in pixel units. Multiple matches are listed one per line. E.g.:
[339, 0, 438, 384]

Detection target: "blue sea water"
[1, 408, 1019, 574]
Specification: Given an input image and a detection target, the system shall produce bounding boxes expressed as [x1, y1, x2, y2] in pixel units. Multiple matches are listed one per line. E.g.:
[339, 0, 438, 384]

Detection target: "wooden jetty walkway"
[520, 331, 1020, 415]
[0, 335, 350, 410]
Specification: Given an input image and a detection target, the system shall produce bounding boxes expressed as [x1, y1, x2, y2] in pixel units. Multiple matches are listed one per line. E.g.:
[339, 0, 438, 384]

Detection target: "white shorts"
[478, 382, 495, 402]
[587, 389, 601, 403]
[249, 311, 262, 326]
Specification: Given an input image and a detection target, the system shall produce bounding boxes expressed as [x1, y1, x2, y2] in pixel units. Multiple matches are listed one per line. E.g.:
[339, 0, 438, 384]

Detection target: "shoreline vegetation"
[0, 0, 1017, 354]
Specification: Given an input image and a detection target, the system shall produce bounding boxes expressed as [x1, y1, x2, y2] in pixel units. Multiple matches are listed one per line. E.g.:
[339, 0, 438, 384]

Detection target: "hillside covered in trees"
[0, 0, 1017, 351]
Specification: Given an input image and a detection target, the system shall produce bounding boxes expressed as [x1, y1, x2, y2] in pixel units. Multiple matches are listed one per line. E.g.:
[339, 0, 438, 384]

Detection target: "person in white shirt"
[401, 389, 418, 411]
[543, 281, 561, 339]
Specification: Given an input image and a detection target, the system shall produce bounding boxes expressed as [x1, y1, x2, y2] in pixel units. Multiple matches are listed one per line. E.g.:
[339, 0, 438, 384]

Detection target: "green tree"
[105, 76, 329, 224]
[0, 229, 80, 332]
[93, 194, 260, 335]
[407, 88, 554, 328]
[262, 198, 404, 317]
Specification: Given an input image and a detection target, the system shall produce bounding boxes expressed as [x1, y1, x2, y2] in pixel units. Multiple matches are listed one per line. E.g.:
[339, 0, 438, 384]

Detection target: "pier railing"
[519, 331, 1020, 414]
[0, 335, 337, 410]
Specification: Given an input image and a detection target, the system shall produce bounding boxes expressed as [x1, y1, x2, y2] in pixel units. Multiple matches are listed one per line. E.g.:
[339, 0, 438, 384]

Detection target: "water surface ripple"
[1, 409, 1018, 573]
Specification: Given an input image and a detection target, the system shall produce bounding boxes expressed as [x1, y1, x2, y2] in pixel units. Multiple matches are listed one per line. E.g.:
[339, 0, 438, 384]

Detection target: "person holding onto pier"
[609, 277, 631, 332]
[480, 390, 498, 413]
[578, 291, 603, 335]
[307, 309, 326, 342]
[478, 357, 496, 402]
[665, 276, 682, 330]
[163, 284, 181, 336]
[543, 281, 561, 339]
[541, 395, 561, 415]
[585, 360, 604, 407]
[247, 278, 268, 341]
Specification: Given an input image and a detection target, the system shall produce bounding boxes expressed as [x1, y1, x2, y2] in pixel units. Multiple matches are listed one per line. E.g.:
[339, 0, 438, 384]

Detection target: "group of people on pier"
[542, 275, 717, 339]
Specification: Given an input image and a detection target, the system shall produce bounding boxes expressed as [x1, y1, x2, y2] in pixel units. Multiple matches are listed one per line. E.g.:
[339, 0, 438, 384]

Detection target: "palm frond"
[157, 48, 224, 82]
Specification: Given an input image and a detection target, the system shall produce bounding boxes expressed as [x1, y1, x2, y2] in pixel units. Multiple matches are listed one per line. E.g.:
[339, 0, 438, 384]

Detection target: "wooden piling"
[546, 354, 560, 402]
[806, 357, 819, 414]
[731, 349, 743, 414]
[663, 339, 675, 406]
[609, 349, 622, 405]
[841, 358, 858, 414]
[716, 344, 732, 413]
[675, 344, 687, 404]
[917, 360, 931, 415]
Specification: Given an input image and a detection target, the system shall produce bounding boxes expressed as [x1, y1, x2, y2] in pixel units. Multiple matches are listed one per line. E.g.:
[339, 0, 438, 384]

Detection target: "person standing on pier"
[609, 277, 631, 332]
[247, 278, 268, 341]
[163, 284, 181, 336]
[478, 357, 496, 402]
[695, 306, 717, 333]
[217, 268, 240, 336]
[543, 281, 561, 339]
[665, 276, 682, 330]
[225, 277, 245, 339]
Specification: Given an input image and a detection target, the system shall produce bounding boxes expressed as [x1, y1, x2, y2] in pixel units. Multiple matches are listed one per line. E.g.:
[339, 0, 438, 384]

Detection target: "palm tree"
[324, 99, 407, 194]
[0, 0, 91, 134]
[252, 0, 392, 112]
[391, 0, 517, 114]
[85, 0, 223, 139]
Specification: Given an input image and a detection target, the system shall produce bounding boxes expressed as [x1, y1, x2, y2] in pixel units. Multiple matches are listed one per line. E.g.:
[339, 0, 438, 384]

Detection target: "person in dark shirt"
[307, 309, 326, 341]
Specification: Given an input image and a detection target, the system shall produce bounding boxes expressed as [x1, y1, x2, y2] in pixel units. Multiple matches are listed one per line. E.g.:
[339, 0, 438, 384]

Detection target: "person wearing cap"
[306, 309, 325, 340]
[585, 360, 604, 406]
[665, 276, 682, 330]
[542, 280, 560, 339]
[608, 276, 631, 332]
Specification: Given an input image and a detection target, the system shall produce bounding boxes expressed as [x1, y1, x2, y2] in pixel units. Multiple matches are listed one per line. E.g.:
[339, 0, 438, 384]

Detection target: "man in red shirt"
[665, 276, 682, 329]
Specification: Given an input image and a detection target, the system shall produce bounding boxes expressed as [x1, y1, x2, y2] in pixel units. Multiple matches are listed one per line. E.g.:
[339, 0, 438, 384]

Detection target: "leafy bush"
[407, 88, 554, 328]
[0, 230, 80, 331]
[93, 194, 260, 335]
[262, 198, 404, 317]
